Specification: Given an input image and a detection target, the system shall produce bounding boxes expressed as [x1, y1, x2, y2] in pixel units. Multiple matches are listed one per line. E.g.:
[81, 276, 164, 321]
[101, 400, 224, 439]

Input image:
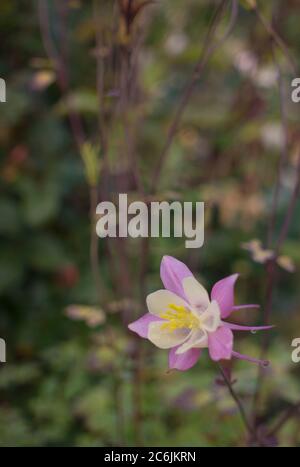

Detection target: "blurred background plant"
[0, 0, 300, 446]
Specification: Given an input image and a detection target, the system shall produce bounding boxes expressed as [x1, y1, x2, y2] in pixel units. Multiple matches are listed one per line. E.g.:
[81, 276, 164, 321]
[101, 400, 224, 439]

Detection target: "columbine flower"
[128, 256, 273, 371]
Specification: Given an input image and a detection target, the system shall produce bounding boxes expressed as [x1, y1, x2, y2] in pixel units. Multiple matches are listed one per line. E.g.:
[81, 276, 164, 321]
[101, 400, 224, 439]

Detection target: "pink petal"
[208, 326, 233, 361]
[128, 313, 162, 338]
[160, 256, 193, 300]
[211, 274, 239, 318]
[223, 322, 274, 332]
[169, 346, 201, 371]
[232, 350, 269, 367]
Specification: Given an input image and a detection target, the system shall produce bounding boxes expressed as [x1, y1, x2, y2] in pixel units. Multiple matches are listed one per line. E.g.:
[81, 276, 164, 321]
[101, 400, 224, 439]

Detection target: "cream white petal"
[147, 321, 190, 349]
[146, 289, 189, 317]
[182, 276, 210, 312]
[175, 328, 208, 354]
[200, 300, 221, 332]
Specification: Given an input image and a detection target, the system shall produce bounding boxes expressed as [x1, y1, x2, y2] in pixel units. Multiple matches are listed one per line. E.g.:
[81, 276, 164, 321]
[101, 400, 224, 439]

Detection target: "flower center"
[160, 303, 200, 331]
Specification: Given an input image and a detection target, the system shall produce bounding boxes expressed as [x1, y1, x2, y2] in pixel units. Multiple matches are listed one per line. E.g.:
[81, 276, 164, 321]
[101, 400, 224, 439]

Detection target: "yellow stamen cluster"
[160, 304, 200, 331]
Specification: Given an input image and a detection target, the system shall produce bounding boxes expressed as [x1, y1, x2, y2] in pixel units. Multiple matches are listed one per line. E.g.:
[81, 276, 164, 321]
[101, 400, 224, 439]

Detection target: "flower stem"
[217, 364, 258, 444]
[89, 185, 103, 306]
[268, 401, 300, 437]
[253, 5, 297, 75]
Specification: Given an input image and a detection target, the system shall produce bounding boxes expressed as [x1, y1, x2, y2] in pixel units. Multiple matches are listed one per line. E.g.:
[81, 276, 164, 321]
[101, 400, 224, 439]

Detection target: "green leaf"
[0, 199, 20, 235]
[20, 179, 60, 227]
[27, 234, 69, 272]
[0, 252, 23, 293]
[56, 90, 99, 115]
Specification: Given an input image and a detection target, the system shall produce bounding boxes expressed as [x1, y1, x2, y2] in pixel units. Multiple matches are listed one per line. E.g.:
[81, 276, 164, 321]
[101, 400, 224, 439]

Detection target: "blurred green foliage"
[0, 0, 300, 446]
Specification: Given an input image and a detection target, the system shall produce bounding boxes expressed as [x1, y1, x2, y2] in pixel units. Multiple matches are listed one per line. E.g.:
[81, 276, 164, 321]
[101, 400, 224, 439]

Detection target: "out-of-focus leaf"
[27, 234, 69, 272]
[0, 409, 37, 447]
[20, 179, 60, 226]
[0, 199, 20, 235]
[56, 90, 99, 115]
[0, 90, 30, 126]
[74, 386, 115, 437]
[0, 253, 23, 293]
[80, 142, 101, 186]
[0, 363, 40, 390]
